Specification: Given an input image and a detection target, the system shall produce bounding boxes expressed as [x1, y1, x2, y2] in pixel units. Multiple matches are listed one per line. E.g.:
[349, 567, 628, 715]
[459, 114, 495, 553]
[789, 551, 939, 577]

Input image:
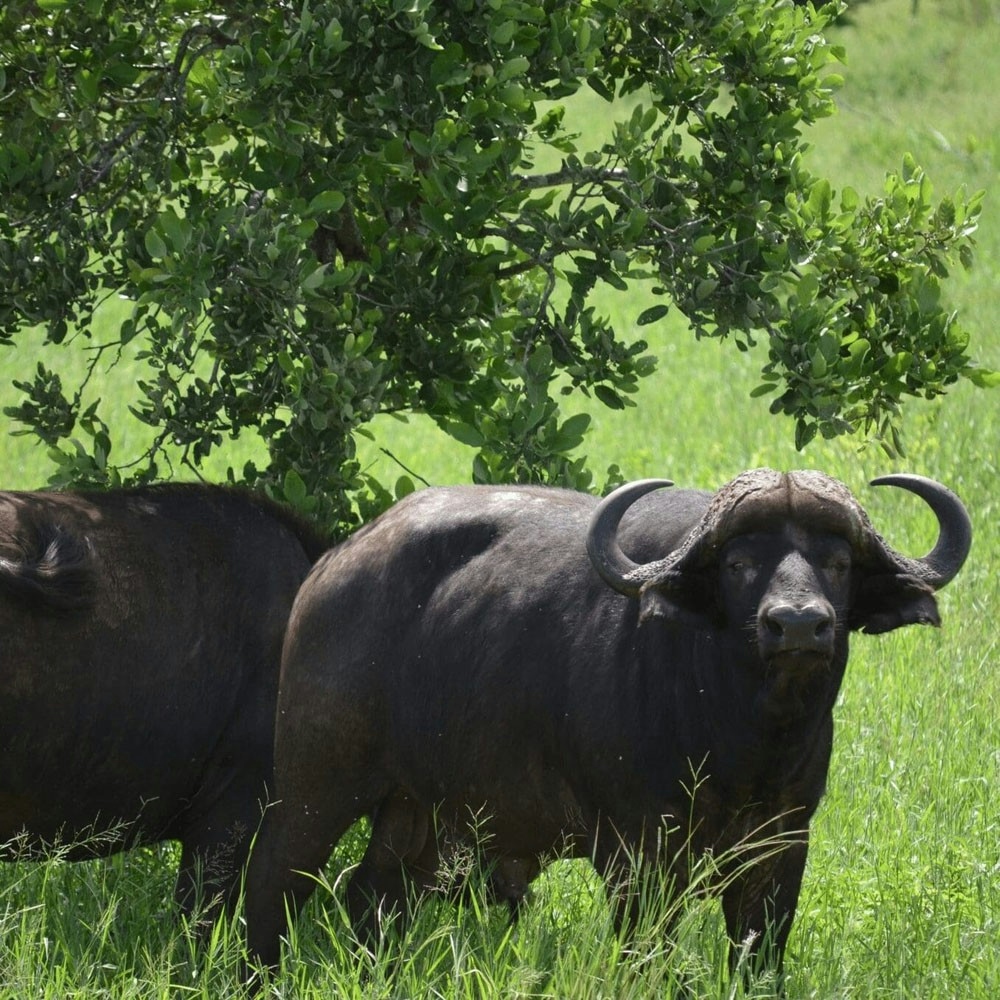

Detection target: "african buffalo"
[244, 469, 971, 976]
[0, 484, 327, 916]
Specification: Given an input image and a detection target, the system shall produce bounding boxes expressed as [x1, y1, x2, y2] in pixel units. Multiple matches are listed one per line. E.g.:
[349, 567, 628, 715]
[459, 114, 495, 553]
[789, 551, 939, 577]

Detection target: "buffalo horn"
[587, 479, 674, 596]
[870, 474, 972, 589]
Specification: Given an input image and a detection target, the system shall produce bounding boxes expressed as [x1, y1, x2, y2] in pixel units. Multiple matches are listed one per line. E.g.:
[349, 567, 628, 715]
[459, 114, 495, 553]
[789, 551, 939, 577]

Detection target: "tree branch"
[514, 166, 630, 190]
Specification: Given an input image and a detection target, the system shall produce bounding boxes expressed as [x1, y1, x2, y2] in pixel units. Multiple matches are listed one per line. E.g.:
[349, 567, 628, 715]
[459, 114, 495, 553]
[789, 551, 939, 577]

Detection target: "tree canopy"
[0, 0, 993, 532]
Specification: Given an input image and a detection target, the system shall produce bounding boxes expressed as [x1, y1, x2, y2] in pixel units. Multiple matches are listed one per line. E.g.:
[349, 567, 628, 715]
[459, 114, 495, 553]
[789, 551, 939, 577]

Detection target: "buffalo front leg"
[592, 830, 685, 945]
[173, 834, 245, 928]
[720, 832, 808, 984]
[173, 771, 270, 926]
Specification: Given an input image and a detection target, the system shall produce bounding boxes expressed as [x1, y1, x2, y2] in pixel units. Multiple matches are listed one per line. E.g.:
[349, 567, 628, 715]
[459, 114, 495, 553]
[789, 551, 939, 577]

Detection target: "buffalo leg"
[591, 817, 687, 944]
[174, 836, 242, 925]
[245, 652, 393, 970]
[346, 791, 440, 946]
[174, 759, 282, 929]
[720, 833, 808, 982]
[173, 810, 258, 927]
[244, 763, 386, 970]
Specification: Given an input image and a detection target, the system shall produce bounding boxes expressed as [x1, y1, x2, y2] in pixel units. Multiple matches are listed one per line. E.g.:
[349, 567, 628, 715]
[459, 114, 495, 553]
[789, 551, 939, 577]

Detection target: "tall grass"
[1, 1, 998, 996]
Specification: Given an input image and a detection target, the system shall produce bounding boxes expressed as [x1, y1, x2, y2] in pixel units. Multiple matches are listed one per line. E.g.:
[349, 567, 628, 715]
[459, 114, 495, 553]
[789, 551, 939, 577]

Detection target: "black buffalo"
[0, 484, 328, 915]
[244, 469, 971, 974]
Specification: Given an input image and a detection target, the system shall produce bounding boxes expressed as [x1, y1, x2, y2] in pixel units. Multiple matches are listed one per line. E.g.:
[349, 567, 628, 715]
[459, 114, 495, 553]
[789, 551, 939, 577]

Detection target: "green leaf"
[794, 419, 818, 450]
[144, 229, 167, 260]
[594, 385, 625, 410]
[695, 278, 718, 301]
[967, 366, 1000, 388]
[301, 265, 328, 291]
[307, 190, 346, 216]
[445, 422, 485, 448]
[490, 20, 517, 45]
[552, 412, 591, 451]
[419, 202, 453, 237]
[75, 69, 99, 104]
[283, 469, 308, 506]
[843, 338, 871, 377]
[636, 304, 670, 326]
[158, 210, 191, 252]
[807, 179, 832, 219]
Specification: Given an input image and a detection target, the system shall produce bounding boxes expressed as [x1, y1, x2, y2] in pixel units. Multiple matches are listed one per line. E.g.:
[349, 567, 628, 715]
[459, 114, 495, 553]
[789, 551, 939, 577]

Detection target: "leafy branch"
[0, 0, 993, 534]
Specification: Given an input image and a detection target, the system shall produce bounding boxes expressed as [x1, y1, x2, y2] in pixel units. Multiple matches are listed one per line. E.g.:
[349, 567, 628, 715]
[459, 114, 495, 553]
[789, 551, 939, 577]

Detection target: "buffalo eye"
[823, 550, 852, 581]
[725, 555, 757, 582]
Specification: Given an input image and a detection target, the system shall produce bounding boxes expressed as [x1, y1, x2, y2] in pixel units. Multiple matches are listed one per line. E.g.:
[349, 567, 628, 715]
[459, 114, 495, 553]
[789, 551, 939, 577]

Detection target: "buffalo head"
[588, 470, 971, 704]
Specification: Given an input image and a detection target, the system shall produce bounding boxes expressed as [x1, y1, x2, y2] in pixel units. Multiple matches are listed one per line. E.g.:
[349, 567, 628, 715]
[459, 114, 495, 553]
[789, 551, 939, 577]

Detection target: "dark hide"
[0, 484, 328, 916]
[243, 471, 969, 976]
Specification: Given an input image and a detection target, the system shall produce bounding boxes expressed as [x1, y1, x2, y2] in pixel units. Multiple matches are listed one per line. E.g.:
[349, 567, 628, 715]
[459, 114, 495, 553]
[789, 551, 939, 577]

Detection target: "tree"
[0, 0, 993, 533]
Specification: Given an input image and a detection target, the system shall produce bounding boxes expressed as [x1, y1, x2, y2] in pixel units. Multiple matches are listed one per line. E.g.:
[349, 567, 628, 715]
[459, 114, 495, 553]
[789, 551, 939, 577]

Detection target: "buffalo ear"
[638, 572, 716, 627]
[851, 573, 942, 634]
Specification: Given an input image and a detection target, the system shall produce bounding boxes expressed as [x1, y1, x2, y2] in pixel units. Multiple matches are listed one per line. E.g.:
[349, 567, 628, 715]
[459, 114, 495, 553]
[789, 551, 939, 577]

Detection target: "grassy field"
[2, 0, 999, 997]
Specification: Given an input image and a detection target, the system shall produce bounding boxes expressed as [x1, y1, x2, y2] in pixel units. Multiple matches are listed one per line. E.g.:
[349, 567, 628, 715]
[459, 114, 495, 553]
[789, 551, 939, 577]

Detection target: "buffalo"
[244, 469, 971, 976]
[0, 484, 328, 916]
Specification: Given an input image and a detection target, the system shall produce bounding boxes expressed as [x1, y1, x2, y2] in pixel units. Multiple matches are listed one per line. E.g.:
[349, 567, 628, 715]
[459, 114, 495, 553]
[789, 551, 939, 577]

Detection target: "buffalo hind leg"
[244, 780, 381, 971]
[346, 790, 440, 948]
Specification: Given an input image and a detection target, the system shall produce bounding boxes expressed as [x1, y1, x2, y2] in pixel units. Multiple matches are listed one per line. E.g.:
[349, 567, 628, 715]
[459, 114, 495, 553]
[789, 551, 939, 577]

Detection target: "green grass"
[2, 0, 1000, 996]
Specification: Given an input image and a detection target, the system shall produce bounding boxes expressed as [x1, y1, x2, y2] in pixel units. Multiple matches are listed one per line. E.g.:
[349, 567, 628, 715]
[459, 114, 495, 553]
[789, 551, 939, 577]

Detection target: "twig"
[379, 448, 431, 487]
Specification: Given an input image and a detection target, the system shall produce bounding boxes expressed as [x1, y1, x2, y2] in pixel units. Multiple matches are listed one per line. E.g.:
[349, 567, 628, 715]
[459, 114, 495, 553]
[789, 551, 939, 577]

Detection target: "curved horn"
[870, 474, 972, 589]
[587, 479, 673, 596]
